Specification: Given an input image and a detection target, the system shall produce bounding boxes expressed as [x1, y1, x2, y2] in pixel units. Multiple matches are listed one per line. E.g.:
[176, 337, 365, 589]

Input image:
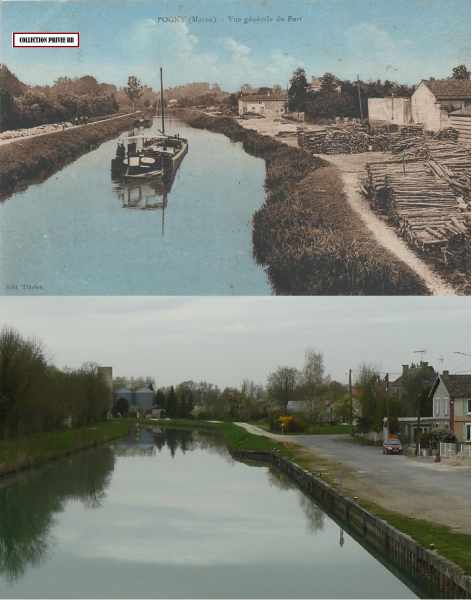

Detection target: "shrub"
[431, 428, 457, 449]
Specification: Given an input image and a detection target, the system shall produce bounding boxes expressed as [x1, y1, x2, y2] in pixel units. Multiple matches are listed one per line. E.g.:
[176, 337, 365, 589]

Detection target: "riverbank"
[153, 418, 470, 574]
[0, 112, 138, 200]
[0, 421, 132, 477]
[179, 110, 428, 295]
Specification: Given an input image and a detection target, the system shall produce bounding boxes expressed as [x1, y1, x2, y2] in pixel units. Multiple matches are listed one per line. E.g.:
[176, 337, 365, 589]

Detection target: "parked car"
[383, 439, 403, 455]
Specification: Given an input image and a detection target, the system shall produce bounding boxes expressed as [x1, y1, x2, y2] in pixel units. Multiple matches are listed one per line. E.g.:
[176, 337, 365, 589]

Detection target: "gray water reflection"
[0, 116, 270, 295]
[0, 428, 421, 599]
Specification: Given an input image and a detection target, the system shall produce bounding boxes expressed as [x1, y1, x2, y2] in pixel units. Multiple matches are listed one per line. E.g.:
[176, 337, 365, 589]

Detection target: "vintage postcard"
[0, 0, 470, 296]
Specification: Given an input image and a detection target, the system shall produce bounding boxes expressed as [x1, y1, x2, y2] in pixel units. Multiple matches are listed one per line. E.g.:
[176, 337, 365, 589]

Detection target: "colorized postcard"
[0, 0, 470, 296]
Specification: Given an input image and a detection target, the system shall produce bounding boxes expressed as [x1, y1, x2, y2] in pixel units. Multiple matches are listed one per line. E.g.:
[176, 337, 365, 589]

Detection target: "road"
[0, 111, 139, 146]
[236, 424, 471, 532]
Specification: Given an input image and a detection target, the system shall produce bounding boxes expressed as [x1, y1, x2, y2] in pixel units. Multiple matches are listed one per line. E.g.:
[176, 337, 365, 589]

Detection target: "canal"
[0, 116, 270, 295]
[0, 427, 437, 599]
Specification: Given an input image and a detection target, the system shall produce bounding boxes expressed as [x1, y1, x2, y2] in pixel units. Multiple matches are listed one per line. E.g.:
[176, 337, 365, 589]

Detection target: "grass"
[0, 420, 132, 477]
[0, 113, 138, 199]
[360, 500, 471, 574]
[180, 110, 428, 296]
[155, 418, 470, 574]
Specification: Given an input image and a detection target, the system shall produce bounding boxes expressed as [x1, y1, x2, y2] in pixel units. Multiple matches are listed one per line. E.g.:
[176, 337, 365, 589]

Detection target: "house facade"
[367, 97, 412, 125]
[411, 78, 471, 131]
[238, 94, 287, 116]
[307, 76, 341, 94]
[429, 372, 471, 442]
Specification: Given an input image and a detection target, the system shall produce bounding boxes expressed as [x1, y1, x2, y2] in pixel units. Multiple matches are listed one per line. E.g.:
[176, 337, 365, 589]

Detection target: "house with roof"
[429, 372, 471, 442]
[238, 93, 287, 116]
[448, 105, 471, 149]
[411, 77, 471, 131]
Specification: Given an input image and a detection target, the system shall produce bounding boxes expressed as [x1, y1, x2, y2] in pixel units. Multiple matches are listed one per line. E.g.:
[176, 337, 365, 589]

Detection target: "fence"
[232, 448, 471, 599]
[461, 444, 471, 457]
[440, 442, 457, 458]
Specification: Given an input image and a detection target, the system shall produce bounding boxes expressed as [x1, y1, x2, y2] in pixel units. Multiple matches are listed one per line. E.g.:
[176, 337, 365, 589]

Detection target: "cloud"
[217, 36, 251, 57]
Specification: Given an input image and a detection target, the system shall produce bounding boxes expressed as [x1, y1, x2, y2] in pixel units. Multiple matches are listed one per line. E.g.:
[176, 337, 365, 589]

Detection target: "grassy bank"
[156, 418, 470, 573]
[0, 420, 132, 477]
[180, 110, 428, 295]
[0, 113, 137, 199]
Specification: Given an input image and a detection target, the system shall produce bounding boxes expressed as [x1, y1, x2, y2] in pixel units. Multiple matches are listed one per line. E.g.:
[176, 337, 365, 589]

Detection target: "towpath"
[237, 115, 458, 296]
[235, 423, 471, 533]
[0, 111, 140, 146]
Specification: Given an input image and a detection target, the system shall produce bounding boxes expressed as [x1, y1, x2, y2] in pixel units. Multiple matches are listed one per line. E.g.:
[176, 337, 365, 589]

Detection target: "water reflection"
[0, 446, 115, 582]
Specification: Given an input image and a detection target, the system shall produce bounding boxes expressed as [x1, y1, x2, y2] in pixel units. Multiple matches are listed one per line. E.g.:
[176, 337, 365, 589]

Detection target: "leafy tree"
[296, 348, 329, 423]
[355, 362, 384, 432]
[452, 65, 471, 79]
[431, 428, 457, 449]
[267, 366, 299, 407]
[165, 385, 178, 418]
[125, 76, 144, 109]
[320, 73, 341, 93]
[289, 67, 308, 111]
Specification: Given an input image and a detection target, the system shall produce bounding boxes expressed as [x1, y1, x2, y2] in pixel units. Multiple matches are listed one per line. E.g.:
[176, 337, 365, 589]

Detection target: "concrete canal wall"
[232, 448, 471, 599]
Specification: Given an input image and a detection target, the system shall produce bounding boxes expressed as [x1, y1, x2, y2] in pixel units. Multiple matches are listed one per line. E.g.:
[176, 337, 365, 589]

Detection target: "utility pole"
[386, 373, 390, 441]
[349, 369, 353, 436]
[357, 75, 364, 120]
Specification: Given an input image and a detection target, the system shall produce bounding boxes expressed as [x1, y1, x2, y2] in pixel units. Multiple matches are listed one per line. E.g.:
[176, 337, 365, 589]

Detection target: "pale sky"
[0, 296, 469, 388]
[1, 0, 470, 90]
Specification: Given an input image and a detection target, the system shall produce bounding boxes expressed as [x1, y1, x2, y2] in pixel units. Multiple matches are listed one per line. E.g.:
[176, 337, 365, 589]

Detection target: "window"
[435, 399, 440, 415]
[464, 423, 471, 442]
[444, 400, 448, 416]
[464, 398, 471, 415]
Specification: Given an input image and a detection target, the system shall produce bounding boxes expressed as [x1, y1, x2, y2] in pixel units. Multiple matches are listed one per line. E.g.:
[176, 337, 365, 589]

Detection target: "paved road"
[236, 424, 470, 531]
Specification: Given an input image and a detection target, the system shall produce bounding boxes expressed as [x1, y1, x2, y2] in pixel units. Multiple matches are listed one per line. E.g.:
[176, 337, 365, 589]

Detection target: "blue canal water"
[0, 116, 271, 295]
[0, 427, 423, 599]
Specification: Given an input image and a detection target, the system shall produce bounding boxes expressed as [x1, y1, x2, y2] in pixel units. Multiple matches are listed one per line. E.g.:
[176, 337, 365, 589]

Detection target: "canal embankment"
[153, 418, 471, 579]
[0, 112, 138, 200]
[0, 421, 132, 478]
[179, 110, 429, 295]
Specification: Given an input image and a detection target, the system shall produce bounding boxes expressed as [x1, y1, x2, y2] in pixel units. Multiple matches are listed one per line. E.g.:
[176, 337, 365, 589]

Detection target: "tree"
[355, 362, 383, 432]
[452, 65, 471, 80]
[288, 67, 308, 111]
[320, 73, 341, 93]
[267, 366, 299, 407]
[296, 348, 329, 423]
[165, 385, 178, 418]
[125, 76, 144, 109]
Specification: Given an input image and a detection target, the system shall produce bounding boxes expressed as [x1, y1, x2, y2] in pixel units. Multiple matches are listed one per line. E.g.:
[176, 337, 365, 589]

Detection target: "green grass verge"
[0, 420, 132, 477]
[179, 110, 428, 296]
[360, 500, 471, 574]
[0, 113, 138, 199]
[154, 418, 470, 573]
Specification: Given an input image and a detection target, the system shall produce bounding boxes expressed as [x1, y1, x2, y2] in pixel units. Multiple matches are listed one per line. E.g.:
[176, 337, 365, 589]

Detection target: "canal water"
[0, 427, 425, 599]
[0, 116, 270, 295]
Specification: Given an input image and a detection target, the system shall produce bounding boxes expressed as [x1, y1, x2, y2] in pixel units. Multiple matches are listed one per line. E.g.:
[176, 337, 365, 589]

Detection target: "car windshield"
[387, 440, 401, 445]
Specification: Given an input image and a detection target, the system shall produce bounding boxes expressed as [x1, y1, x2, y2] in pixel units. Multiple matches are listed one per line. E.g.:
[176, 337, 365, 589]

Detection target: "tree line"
[288, 65, 470, 121]
[0, 66, 119, 132]
[0, 327, 111, 440]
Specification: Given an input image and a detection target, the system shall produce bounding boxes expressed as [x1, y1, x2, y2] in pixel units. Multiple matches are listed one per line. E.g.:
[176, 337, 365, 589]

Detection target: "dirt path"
[323, 155, 456, 296]
[237, 115, 458, 295]
[235, 423, 470, 532]
[0, 111, 139, 146]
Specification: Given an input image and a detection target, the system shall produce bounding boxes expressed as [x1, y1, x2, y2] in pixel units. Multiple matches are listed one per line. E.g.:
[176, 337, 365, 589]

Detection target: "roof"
[421, 78, 471, 99]
[135, 386, 154, 394]
[391, 365, 437, 387]
[115, 386, 132, 393]
[240, 94, 287, 102]
[450, 105, 471, 117]
[441, 374, 471, 398]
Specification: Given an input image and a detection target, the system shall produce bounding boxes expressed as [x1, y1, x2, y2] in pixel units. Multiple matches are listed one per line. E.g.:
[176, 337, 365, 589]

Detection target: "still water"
[0, 427, 421, 599]
[0, 117, 270, 295]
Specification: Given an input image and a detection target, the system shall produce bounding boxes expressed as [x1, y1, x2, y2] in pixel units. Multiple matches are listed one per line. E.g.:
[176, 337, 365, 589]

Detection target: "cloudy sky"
[2, 0, 470, 90]
[0, 296, 469, 388]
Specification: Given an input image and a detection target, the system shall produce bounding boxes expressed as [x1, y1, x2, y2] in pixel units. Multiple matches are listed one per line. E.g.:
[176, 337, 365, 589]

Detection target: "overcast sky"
[2, 0, 470, 90]
[0, 296, 469, 388]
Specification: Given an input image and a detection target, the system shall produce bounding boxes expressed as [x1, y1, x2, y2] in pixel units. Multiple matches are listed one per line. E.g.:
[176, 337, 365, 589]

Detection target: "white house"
[238, 94, 287, 116]
[411, 77, 471, 131]
[429, 372, 471, 442]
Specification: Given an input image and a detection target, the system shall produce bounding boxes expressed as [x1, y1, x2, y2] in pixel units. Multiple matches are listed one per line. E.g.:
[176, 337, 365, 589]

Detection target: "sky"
[0, 296, 470, 388]
[1, 0, 470, 91]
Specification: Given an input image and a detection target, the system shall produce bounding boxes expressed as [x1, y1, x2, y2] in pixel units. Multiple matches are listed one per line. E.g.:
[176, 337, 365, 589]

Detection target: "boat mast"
[160, 67, 165, 135]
